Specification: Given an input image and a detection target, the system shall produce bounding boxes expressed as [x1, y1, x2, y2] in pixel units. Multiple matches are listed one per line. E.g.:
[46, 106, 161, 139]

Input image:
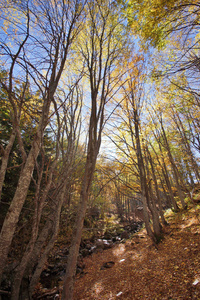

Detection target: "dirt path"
[73, 207, 200, 300]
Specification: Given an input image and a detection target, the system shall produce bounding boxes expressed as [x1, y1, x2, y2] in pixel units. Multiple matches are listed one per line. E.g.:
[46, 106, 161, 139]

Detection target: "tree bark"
[62, 145, 98, 299]
[11, 159, 57, 300]
[0, 130, 16, 200]
[29, 182, 68, 296]
[146, 146, 168, 226]
[61, 1, 126, 297]
[0, 134, 42, 283]
[161, 124, 187, 209]
[134, 110, 156, 243]
[143, 148, 162, 239]
[25, 219, 52, 279]
[151, 134, 179, 211]
[0, 1, 82, 281]
[173, 108, 200, 182]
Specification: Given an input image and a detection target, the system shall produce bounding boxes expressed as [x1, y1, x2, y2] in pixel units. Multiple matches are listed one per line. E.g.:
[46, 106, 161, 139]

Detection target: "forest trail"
[72, 206, 200, 300]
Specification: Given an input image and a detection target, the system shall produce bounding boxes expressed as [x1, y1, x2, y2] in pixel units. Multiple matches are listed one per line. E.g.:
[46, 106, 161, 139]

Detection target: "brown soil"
[72, 207, 200, 300]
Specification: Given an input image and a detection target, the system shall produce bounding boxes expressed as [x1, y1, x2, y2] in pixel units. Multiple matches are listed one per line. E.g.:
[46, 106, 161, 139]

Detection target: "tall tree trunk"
[173, 108, 200, 182]
[0, 130, 16, 199]
[0, 132, 42, 283]
[147, 189, 162, 238]
[143, 148, 162, 238]
[11, 160, 56, 300]
[0, 41, 76, 285]
[185, 160, 195, 186]
[150, 135, 179, 211]
[134, 111, 156, 243]
[159, 177, 172, 208]
[161, 124, 187, 209]
[25, 219, 52, 279]
[146, 146, 168, 226]
[27, 151, 77, 296]
[61, 1, 125, 296]
[29, 182, 68, 296]
[62, 149, 97, 300]
[0, 0, 83, 287]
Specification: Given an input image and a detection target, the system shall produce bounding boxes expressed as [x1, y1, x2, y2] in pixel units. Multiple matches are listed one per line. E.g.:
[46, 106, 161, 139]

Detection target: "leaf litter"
[73, 206, 200, 300]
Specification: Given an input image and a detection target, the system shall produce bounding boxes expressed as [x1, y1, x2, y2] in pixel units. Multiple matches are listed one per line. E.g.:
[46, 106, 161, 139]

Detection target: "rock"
[130, 222, 139, 232]
[100, 261, 115, 270]
[112, 236, 121, 242]
[102, 239, 113, 249]
[95, 239, 113, 250]
[121, 231, 129, 239]
[43, 263, 67, 277]
[103, 231, 113, 240]
[95, 239, 105, 249]
[80, 248, 90, 257]
[89, 246, 97, 253]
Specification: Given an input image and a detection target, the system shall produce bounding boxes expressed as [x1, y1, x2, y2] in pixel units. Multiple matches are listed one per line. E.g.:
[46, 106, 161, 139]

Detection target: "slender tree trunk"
[185, 161, 195, 186]
[61, 1, 124, 296]
[62, 192, 88, 300]
[160, 177, 172, 208]
[62, 150, 97, 300]
[174, 109, 200, 181]
[25, 220, 52, 276]
[0, 133, 42, 283]
[147, 146, 168, 226]
[134, 111, 156, 243]
[0, 46, 74, 285]
[29, 182, 68, 296]
[11, 160, 56, 300]
[0, 130, 16, 199]
[143, 150, 162, 239]
[150, 136, 179, 211]
[23, 93, 81, 297]
[24, 172, 73, 296]
[147, 189, 162, 238]
[0, 0, 83, 288]
[161, 124, 187, 209]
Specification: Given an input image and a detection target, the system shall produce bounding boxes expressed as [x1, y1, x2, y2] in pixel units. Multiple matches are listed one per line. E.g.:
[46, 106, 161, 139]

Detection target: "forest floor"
[71, 204, 200, 300]
[34, 203, 200, 299]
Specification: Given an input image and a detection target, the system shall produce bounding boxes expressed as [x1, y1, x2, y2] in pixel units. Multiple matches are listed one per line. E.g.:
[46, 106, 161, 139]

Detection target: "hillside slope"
[73, 205, 200, 300]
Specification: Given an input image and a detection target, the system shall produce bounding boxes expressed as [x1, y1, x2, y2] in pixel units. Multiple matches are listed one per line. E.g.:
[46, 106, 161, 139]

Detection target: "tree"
[125, 0, 200, 49]
[9, 82, 83, 299]
[0, 0, 85, 285]
[110, 56, 163, 243]
[61, 0, 130, 298]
